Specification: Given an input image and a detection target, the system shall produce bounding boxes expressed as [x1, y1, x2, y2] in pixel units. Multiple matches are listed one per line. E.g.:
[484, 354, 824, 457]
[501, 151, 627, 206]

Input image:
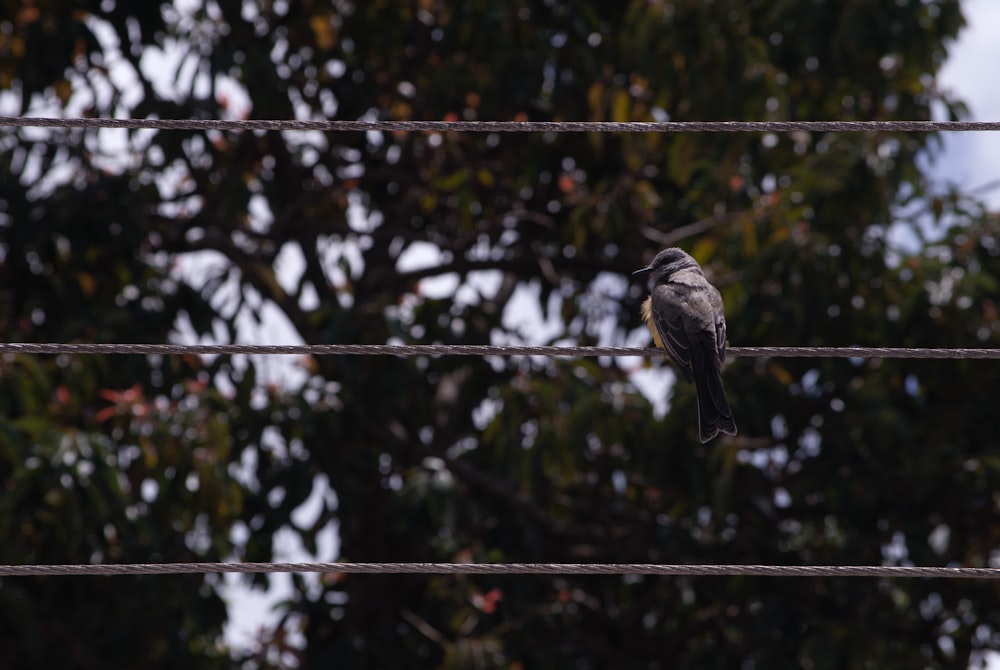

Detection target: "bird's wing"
[712, 292, 727, 363]
[650, 284, 695, 383]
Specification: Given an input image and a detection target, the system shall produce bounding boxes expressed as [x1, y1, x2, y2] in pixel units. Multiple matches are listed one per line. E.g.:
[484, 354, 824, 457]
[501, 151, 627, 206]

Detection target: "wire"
[1, 561, 998, 578]
[0, 343, 998, 359]
[3, 117, 1000, 133]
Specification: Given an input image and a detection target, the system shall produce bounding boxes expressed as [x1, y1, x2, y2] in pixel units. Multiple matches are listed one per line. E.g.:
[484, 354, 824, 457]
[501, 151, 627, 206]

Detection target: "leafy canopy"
[3, 0, 1000, 668]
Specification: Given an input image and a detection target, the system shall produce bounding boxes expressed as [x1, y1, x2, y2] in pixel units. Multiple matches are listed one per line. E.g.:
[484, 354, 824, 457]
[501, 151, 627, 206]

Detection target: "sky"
[927, 0, 1000, 210]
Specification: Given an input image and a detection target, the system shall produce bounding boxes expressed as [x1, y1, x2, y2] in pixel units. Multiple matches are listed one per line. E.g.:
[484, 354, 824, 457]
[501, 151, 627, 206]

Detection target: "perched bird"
[633, 248, 737, 443]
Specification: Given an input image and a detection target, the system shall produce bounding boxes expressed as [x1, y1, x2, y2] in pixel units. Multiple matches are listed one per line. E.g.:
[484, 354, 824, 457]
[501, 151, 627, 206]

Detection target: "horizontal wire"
[1, 561, 998, 579]
[0, 343, 998, 359]
[3, 117, 1000, 133]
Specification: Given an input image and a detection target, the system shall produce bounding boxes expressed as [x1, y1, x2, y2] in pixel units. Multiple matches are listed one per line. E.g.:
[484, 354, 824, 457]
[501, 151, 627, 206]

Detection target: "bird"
[633, 248, 737, 443]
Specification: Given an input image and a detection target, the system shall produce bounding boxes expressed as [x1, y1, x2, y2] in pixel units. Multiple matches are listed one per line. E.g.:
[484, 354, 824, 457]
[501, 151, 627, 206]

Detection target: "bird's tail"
[692, 348, 737, 444]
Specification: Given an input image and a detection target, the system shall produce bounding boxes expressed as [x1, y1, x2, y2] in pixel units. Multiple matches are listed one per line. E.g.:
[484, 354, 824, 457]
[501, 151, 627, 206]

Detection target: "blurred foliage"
[2, 0, 1000, 668]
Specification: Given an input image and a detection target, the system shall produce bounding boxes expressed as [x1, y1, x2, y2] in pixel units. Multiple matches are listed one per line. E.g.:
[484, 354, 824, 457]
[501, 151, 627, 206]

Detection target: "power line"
[0, 343, 997, 359]
[3, 117, 1000, 133]
[1, 561, 998, 579]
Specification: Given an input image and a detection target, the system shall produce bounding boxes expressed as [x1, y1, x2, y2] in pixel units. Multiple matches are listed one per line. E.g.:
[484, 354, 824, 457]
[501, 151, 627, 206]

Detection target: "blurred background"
[2, 0, 1000, 668]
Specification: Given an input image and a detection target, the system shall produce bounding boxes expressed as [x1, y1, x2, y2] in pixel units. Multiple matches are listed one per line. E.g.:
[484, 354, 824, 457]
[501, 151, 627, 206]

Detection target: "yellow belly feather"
[641, 296, 664, 349]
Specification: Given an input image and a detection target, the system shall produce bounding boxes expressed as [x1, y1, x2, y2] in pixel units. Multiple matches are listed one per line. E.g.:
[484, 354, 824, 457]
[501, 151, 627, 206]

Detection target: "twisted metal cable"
[3, 118, 1000, 133]
[0, 343, 998, 359]
[1, 561, 998, 578]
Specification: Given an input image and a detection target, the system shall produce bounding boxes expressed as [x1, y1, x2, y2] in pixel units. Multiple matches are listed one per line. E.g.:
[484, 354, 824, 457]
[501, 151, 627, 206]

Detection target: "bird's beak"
[632, 266, 653, 277]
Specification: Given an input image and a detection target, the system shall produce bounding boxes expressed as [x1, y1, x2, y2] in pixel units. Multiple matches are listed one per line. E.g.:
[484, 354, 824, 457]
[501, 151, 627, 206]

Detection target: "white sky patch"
[466, 270, 504, 300]
[346, 194, 377, 232]
[395, 240, 507, 304]
[500, 281, 565, 343]
[629, 367, 674, 419]
[926, 0, 1000, 211]
[238, 301, 309, 390]
[220, 474, 339, 659]
[248, 194, 274, 233]
[396, 240, 445, 272]
[396, 240, 452, 299]
[81, 15, 144, 113]
[274, 242, 307, 296]
[217, 75, 253, 118]
[170, 248, 308, 389]
[413, 272, 457, 299]
[140, 42, 191, 103]
[316, 234, 362, 307]
[887, 0, 1000, 259]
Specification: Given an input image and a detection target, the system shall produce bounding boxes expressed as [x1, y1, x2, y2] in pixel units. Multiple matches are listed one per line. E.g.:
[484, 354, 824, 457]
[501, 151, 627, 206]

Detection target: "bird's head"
[632, 247, 702, 285]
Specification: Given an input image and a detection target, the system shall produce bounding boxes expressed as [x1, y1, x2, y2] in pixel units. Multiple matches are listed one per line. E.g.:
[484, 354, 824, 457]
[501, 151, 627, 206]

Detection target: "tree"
[3, 0, 999, 668]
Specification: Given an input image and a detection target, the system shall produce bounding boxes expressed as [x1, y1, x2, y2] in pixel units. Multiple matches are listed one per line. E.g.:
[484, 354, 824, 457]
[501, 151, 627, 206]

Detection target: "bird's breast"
[641, 296, 665, 349]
